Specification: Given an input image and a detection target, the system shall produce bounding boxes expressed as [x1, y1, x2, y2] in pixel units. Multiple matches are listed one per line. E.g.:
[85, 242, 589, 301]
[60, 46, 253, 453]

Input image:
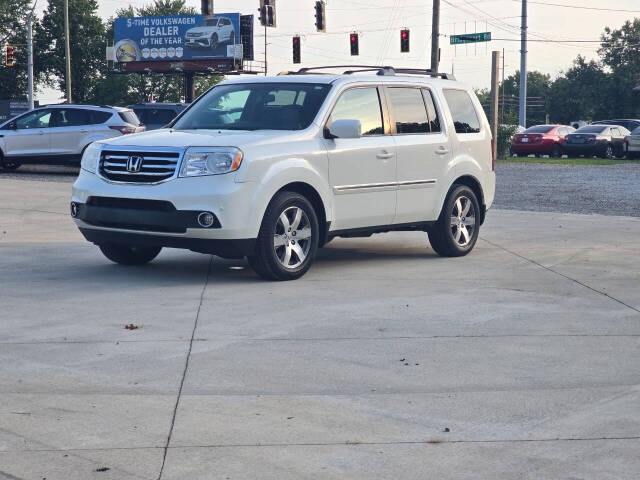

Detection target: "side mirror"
[327, 119, 362, 139]
[8, 121, 17, 130]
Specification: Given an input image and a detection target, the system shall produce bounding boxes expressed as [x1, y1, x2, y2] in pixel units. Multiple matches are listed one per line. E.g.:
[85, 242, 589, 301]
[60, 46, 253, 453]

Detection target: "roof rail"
[279, 65, 455, 80]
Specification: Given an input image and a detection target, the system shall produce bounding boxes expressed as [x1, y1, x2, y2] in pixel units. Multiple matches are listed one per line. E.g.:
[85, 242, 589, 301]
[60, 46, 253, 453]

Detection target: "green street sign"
[450, 32, 491, 45]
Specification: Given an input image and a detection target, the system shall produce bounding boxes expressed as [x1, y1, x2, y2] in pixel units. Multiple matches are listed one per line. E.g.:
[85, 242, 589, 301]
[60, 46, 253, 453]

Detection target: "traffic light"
[5, 45, 15, 67]
[400, 29, 410, 53]
[315, 1, 326, 32]
[350, 33, 359, 56]
[292, 36, 301, 64]
[260, 0, 276, 27]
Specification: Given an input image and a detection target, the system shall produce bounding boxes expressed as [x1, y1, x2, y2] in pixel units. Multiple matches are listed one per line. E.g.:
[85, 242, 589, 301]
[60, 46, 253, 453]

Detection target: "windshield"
[575, 125, 607, 134]
[524, 125, 553, 133]
[173, 83, 332, 131]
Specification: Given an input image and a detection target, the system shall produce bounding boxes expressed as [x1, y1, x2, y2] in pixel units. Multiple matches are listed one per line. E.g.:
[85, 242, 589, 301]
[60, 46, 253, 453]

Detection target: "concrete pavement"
[1, 178, 639, 479]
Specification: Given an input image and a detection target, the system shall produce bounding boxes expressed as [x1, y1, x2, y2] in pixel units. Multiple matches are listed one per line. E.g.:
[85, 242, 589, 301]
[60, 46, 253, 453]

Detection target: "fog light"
[70, 202, 79, 218]
[197, 211, 216, 228]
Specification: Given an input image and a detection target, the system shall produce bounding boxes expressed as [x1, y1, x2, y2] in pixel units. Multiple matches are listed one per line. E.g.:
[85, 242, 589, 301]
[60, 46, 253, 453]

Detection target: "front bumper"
[72, 170, 261, 241]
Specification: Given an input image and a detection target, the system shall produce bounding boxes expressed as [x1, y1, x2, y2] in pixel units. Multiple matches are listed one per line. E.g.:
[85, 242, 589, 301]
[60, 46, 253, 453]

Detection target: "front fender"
[243, 158, 333, 237]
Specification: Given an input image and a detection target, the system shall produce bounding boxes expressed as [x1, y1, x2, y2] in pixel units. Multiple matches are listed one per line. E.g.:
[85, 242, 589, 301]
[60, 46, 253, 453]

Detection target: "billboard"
[113, 13, 242, 63]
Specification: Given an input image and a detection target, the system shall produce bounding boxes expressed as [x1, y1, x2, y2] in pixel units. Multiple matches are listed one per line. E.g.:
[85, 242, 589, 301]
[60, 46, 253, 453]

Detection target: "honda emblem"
[126, 155, 144, 173]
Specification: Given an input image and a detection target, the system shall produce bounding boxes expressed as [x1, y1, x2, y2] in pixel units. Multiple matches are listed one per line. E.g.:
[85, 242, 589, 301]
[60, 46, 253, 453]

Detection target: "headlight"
[179, 147, 243, 177]
[80, 142, 101, 173]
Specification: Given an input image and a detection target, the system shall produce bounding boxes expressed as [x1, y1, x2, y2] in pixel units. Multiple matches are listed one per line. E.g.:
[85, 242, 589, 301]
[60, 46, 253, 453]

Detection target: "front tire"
[99, 244, 162, 265]
[248, 191, 319, 281]
[428, 185, 481, 257]
[0, 153, 21, 171]
[602, 144, 614, 159]
[210, 33, 218, 49]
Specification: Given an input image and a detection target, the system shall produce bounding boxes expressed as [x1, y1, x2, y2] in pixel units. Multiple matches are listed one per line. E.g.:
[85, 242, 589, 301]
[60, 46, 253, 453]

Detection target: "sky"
[36, 0, 640, 103]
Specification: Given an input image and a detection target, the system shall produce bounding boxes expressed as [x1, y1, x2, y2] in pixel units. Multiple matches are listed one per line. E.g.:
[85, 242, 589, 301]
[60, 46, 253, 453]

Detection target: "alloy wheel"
[273, 206, 312, 269]
[450, 195, 476, 247]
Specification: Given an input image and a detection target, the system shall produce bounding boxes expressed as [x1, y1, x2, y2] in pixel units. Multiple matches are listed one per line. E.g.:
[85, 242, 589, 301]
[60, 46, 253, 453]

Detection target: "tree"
[35, 0, 106, 102]
[500, 70, 551, 126]
[548, 56, 609, 124]
[0, 0, 35, 100]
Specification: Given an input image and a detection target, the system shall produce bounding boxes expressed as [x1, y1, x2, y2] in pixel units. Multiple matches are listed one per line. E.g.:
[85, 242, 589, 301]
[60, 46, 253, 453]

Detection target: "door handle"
[435, 147, 449, 155]
[376, 151, 395, 160]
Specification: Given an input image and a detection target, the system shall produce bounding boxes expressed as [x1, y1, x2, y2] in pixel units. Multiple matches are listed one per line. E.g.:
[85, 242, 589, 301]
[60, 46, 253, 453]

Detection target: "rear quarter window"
[118, 110, 141, 126]
[443, 89, 481, 134]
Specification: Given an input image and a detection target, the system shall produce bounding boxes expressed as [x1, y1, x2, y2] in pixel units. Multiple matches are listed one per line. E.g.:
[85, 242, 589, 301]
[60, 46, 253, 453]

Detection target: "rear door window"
[328, 87, 384, 136]
[90, 111, 113, 124]
[443, 89, 481, 134]
[387, 88, 429, 134]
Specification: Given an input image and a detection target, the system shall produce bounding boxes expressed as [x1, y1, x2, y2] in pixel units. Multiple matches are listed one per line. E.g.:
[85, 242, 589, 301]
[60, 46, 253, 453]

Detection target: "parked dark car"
[510, 124, 575, 157]
[563, 125, 630, 158]
[127, 103, 189, 130]
[592, 119, 640, 132]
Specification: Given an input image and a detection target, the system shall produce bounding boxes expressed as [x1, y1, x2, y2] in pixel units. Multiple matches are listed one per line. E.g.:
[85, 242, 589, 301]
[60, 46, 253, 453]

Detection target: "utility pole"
[185, 1, 214, 102]
[430, 0, 440, 73]
[64, 0, 72, 103]
[519, 0, 527, 128]
[490, 51, 500, 161]
[264, 24, 268, 76]
[26, 12, 34, 109]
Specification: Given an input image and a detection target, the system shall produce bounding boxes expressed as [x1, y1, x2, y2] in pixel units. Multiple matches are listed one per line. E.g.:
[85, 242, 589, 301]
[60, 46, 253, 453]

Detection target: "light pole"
[26, 11, 34, 109]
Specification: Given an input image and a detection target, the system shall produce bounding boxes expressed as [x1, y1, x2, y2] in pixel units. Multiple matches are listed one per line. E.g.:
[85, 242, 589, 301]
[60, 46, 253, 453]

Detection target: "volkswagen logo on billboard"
[126, 155, 144, 173]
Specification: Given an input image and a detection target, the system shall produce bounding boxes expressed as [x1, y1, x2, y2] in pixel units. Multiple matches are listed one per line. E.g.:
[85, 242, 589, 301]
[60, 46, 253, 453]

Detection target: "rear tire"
[428, 185, 481, 257]
[99, 244, 162, 265]
[551, 144, 562, 158]
[602, 144, 614, 159]
[248, 191, 319, 281]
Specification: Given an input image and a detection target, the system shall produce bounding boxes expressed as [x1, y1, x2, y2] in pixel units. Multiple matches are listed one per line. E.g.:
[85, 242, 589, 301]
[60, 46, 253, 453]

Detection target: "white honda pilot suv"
[71, 66, 495, 280]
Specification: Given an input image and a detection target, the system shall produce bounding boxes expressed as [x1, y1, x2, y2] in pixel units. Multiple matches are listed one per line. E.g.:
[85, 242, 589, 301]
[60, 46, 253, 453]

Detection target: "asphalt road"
[1, 174, 639, 479]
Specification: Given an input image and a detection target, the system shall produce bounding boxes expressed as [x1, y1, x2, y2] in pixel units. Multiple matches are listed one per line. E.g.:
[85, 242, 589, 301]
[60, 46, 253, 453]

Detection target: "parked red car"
[511, 125, 575, 157]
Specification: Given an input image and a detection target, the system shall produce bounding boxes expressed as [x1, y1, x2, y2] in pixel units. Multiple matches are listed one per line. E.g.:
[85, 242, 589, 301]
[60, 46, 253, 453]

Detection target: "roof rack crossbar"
[279, 65, 455, 80]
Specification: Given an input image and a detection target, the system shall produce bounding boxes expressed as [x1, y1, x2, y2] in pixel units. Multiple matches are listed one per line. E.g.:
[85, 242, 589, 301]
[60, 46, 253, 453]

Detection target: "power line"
[510, 0, 640, 13]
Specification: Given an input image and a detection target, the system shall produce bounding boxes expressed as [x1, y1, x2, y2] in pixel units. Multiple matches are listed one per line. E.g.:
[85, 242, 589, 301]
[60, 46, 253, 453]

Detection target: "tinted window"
[90, 111, 113, 124]
[387, 88, 429, 134]
[15, 109, 52, 129]
[422, 89, 441, 133]
[138, 108, 178, 125]
[51, 108, 89, 127]
[443, 89, 481, 134]
[174, 83, 332, 131]
[329, 88, 383, 136]
[118, 110, 141, 126]
[575, 125, 607, 134]
[525, 125, 553, 133]
[632, 127, 640, 135]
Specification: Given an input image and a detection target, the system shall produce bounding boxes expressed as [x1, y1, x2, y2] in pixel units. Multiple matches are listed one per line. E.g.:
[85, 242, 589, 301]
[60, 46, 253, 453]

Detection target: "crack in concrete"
[480, 237, 640, 314]
[156, 256, 213, 480]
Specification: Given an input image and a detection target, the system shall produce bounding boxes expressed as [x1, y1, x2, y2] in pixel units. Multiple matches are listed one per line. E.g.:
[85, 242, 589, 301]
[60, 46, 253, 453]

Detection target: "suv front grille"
[99, 150, 181, 183]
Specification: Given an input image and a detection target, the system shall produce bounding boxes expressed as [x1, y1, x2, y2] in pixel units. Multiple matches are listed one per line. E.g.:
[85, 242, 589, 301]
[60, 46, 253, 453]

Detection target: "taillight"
[110, 125, 136, 135]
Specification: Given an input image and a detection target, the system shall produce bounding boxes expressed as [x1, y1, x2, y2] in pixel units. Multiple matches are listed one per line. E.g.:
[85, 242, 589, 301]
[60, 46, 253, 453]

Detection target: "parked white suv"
[185, 17, 235, 49]
[71, 66, 495, 280]
[0, 105, 144, 171]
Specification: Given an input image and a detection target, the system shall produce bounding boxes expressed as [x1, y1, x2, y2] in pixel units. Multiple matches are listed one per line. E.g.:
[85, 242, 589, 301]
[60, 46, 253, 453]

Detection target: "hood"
[97, 128, 297, 149]
[187, 27, 215, 34]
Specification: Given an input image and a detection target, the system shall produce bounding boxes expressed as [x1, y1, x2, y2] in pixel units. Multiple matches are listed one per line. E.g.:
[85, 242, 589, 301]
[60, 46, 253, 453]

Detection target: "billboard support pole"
[185, 72, 195, 103]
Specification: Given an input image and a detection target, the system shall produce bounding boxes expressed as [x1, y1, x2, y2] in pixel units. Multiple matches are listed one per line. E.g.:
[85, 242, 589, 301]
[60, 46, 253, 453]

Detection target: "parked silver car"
[0, 105, 145, 171]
